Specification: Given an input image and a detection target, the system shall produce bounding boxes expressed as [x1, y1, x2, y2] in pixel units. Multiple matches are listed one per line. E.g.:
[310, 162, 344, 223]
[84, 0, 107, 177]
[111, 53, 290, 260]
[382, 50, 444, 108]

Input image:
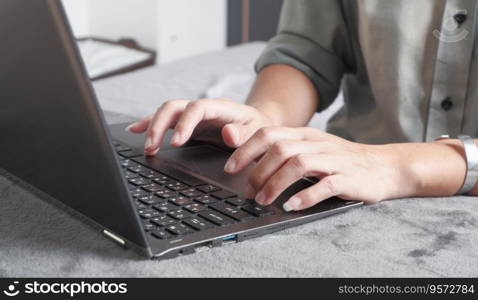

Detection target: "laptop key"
[211, 190, 236, 200]
[138, 208, 161, 219]
[135, 200, 147, 209]
[165, 223, 194, 236]
[128, 165, 148, 173]
[131, 188, 149, 198]
[168, 209, 193, 220]
[138, 195, 164, 205]
[132, 157, 206, 186]
[183, 217, 214, 231]
[153, 178, 174, 186]
[129, 177, 152, 186]
[152, 174, 169, 181]
[184, 203, 207, 213]
[198, 184, 221, 193]
[139, 170, 162, 179]
[151, 215, 176, 227]
[169, 196, 193, 206]
[166, 182, 189, 191]
[156, 190, 179, 199]
[198, 210, 237, 226]
[151, 229, 172, 240]
[143, 221, 155, 231]
[121, 159, 135, 168]
[193, 195, 218, 205]
[242, 205, 275, 217]
[153, 203, 179, 213]
[152, 186, 170, 194]
[210, 203, 255, 221]
[180, 188, 204, 198]
[124, 171, 139, 179]
[142, 183, 164, 193]
[169, 172, 207, 187]
[226, 197, 251, 207]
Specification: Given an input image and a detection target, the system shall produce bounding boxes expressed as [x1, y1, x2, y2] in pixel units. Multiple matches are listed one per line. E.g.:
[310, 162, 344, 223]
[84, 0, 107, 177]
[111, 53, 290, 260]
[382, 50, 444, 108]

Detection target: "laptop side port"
[221, 234, 237, 245]
[194, 241, 214, 253]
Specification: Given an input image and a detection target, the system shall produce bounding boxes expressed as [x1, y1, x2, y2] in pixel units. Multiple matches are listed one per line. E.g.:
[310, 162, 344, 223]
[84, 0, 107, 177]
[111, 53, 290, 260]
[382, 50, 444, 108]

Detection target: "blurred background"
[61, 0, 338, 129]
[63, 0, 283, 64]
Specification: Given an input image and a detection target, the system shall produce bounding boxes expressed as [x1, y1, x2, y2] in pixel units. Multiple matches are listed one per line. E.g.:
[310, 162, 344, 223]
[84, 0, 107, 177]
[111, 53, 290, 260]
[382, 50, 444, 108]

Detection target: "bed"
[1, 42, 477, 277]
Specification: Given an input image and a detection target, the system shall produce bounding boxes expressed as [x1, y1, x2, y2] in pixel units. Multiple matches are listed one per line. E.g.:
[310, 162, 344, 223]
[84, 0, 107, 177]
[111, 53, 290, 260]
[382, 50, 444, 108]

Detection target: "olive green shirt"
[256, 0, 478, 143]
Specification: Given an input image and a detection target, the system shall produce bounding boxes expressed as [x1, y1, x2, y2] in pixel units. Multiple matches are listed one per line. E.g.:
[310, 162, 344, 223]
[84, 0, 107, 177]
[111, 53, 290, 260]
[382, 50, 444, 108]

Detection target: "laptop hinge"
[103, 229, 126, 246]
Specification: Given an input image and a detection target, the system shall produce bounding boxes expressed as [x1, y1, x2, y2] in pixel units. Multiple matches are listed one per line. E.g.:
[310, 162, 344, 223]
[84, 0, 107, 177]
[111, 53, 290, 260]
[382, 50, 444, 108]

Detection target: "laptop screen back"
[0, 0, 148, 250]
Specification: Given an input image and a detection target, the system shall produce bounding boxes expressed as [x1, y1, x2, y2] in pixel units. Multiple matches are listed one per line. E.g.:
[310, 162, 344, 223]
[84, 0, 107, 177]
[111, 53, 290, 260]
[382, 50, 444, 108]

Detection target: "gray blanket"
[1, 43, 477, 277]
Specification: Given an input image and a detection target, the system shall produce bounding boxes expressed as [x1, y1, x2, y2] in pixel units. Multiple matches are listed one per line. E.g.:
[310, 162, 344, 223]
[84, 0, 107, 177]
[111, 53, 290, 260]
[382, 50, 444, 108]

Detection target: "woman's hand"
[224, 127, 420, 211]
[126, 98, 275, 155]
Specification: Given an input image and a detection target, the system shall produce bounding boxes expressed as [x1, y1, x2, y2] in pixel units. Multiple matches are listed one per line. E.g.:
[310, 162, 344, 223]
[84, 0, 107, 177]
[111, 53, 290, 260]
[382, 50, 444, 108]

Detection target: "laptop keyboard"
[112, 140, 275, 241]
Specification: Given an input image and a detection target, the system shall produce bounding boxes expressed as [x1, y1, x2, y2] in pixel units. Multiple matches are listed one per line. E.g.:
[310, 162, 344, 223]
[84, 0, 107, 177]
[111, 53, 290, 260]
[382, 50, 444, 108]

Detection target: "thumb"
[221, 123, 258, 148]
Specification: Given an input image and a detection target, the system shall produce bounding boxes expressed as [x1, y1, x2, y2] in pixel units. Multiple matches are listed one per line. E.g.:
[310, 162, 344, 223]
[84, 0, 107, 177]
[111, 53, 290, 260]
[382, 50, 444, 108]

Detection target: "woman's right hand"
[126, 97, 275, 156]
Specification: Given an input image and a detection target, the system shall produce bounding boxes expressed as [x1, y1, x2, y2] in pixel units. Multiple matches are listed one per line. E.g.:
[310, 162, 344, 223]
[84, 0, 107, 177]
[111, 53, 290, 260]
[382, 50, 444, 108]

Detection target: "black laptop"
[0, 0, 361, 259]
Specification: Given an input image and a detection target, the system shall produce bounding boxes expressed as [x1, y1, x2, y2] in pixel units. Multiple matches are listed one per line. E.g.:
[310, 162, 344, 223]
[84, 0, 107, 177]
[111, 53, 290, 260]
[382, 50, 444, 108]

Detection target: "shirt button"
[441, 97, 453, 111]
[454, 13, 467, 25]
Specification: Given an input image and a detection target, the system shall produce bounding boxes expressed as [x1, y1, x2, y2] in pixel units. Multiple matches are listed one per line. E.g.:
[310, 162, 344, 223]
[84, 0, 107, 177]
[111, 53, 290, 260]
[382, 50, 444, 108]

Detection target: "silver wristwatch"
[435, 134, 478, 195]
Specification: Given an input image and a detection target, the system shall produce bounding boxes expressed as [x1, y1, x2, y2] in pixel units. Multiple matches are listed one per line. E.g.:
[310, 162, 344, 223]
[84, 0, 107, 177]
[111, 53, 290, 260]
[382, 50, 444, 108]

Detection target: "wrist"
[394, 141, 466, 197]
[248, 102, 285, 127]
[375, 143, 424, 199]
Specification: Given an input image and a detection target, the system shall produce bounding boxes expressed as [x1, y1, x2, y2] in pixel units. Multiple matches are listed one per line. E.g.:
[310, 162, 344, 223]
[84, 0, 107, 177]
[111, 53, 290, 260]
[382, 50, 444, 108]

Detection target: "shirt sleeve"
[255, 0, 354, 112]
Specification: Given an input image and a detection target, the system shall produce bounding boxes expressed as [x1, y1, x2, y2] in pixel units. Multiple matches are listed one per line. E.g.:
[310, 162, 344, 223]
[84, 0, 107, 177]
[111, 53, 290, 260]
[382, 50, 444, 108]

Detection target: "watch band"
[456, 135, 478, 195]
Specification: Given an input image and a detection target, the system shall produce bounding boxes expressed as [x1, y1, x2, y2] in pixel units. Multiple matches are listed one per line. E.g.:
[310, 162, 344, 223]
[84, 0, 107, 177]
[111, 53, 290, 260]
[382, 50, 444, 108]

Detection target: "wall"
[62, 0, 89, 36]
[62, 0, 227, 63]
[156, 0, 226, 63]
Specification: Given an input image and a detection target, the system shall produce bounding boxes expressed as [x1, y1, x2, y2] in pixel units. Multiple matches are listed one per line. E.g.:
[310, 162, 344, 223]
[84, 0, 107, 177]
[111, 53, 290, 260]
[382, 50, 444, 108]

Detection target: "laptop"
[0, 0, 362, 259]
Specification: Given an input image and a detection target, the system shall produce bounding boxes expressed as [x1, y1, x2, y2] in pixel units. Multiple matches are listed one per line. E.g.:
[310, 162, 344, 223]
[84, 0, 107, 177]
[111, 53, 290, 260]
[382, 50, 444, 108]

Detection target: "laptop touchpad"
[158, 145, 252, 195]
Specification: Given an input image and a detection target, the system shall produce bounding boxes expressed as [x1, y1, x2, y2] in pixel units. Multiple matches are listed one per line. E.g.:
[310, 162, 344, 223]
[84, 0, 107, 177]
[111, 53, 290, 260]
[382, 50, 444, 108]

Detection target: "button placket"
[425, 0, 476, 141]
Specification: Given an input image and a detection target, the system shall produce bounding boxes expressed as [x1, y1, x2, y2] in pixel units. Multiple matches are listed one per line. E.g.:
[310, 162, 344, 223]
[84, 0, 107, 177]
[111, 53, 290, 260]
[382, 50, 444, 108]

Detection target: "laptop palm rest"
[156, 145, 251, 195]
[154, 145, 320, 209]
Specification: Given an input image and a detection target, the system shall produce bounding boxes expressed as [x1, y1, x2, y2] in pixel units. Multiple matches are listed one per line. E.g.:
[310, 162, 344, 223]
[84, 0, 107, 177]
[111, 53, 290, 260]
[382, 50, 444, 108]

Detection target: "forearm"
[246, 64, 319, 127]
[388, 139, 478, 197]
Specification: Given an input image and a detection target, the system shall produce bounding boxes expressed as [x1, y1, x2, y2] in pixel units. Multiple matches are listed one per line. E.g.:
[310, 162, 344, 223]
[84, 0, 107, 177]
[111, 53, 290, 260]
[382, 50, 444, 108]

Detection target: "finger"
[125, 117, 151, 133]
[170, 100, 208, 146]
[221, 123, 259, 148]
[145, 100, 189, 155]
[283, 175, 344, 211]
[255, 153, 340, 205]
[225, 127, 306, 174]
[248, 140, 323, 195]
[171, 98, 240, 146]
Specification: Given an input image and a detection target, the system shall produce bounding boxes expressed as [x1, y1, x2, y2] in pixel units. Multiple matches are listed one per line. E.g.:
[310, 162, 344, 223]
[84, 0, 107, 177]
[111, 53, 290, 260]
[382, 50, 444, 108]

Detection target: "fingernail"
[145, 137, 154, 150]
[255, 190, 266, 204]
[283, 197, 302, 212]
[224, 158, 236, 173]
[171, 132, 181, 145]
[145, 148, 159, 156]
[125, 123, 135, 132]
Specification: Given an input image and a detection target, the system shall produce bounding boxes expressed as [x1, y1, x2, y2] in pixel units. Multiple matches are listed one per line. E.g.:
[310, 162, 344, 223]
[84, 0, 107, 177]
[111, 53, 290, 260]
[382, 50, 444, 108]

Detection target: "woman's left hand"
[224, 127, 418, 211]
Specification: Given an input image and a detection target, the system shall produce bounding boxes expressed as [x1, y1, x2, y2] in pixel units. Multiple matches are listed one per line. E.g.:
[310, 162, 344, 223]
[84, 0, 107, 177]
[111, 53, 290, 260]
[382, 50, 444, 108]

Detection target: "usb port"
[222, 234, 237, 244]
[195, 241, 213, 253]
